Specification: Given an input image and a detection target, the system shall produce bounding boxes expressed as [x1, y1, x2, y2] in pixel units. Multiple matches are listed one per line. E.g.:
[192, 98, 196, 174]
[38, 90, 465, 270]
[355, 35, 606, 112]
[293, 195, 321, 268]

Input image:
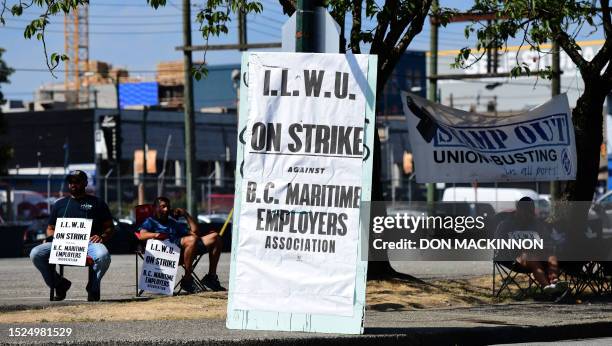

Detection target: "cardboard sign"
[49, 217, 92, 266]
[226, 52, 377, 334]
[138, 239, 181, 295]
[402, 92, 577, 183]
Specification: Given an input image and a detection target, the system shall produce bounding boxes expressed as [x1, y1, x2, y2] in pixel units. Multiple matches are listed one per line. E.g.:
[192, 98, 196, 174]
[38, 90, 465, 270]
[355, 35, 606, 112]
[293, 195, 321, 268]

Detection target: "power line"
[88, 3, 170, 8]
[79, 13, 181, 18]
[7, 18, 185, 26]
[248, 22, 281, 37]
[257, 13, 285, 25]
[249, 27, 280, 38]
[260, 0, 285, 13]
[3, 91, 35, 95]
[2, 26, 192, 35]
[5, 67, 172, 74]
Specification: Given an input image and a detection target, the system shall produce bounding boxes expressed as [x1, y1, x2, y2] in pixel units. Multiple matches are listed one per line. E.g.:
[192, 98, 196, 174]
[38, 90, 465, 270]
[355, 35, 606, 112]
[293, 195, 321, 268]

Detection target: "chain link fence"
[0, 175, 235, 222]
[1, 173, 575, 223]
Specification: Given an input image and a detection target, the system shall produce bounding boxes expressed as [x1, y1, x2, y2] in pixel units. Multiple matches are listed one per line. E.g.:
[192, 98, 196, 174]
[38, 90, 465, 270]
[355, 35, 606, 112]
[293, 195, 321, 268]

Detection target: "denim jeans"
[30, 242, 111, 292]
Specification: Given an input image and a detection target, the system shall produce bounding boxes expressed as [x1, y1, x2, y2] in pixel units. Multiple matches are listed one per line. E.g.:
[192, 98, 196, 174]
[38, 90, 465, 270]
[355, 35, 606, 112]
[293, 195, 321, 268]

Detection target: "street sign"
[99, 114, 122, 163]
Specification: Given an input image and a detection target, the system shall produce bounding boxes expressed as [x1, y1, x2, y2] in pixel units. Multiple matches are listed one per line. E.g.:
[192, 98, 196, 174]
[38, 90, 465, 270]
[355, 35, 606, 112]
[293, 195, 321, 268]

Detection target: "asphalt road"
[1, 255, 611, 345]
[0, 254, 492, 308]
[496, 338, 612, 345]
[1, 303, 612, 345]
[0, 254, 230, 308]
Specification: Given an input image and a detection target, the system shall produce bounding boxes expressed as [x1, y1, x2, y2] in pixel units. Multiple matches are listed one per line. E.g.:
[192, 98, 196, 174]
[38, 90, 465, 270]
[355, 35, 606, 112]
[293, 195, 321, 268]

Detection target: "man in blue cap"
[30, 170, 115, 301]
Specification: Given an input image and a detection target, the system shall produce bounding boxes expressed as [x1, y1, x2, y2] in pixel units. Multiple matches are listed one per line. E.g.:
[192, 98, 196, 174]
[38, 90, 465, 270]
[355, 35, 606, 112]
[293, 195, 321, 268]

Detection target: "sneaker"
[85, 282, 100, 302]
[555, 280, 569, 292]
[180, 277, 199, 294]
[554, 286, 571, 303]
[543, 283, 560, 295]
[543, 281, 570, 301]
[54, 278, 71, 301]
[201, 274, 226, 292]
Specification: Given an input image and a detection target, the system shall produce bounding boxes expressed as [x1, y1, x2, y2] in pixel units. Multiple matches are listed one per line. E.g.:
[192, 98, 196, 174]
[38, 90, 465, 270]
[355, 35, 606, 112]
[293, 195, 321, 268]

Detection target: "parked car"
[105, 218, 138, 254]
[22, 215, 49, 256]
[198, 213, 232, 252]
[0, 190, 49, 221]
[588, 190, 612, 239]
[442, 187, 550, 217]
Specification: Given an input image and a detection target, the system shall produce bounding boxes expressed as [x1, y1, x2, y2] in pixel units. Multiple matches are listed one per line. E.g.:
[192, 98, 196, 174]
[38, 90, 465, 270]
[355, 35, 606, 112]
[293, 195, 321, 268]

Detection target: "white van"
[442, 187, 541, 213]
[0, 190, 48, 221]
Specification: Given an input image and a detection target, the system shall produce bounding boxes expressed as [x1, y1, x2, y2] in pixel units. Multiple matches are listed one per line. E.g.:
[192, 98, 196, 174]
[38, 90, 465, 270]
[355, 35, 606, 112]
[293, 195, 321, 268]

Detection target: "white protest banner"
[227, 52, 376, 334]
[138, 239, 181, 295]
[402, 92, 577, 183]
[49, 218, 92, 266]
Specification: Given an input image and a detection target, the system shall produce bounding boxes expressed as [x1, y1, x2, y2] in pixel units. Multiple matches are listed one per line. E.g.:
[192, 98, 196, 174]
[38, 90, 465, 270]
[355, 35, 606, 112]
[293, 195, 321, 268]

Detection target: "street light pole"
[295, 0, 319, 52]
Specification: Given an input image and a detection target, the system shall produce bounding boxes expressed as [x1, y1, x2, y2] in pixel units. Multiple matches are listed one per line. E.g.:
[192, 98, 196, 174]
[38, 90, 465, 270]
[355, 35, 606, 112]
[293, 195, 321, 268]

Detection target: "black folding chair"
[561, 261, 608, 296]
[492, 260, 538, 298]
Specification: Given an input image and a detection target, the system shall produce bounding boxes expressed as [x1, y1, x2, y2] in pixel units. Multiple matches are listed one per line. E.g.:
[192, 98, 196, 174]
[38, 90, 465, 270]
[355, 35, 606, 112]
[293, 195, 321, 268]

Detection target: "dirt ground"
[0, 275, 542, 323]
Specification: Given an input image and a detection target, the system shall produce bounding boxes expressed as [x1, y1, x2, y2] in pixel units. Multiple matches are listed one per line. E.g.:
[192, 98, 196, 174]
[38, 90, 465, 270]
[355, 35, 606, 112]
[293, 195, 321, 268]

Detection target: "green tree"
[452, 0, 612, 203]
[0, 48, 14, 175]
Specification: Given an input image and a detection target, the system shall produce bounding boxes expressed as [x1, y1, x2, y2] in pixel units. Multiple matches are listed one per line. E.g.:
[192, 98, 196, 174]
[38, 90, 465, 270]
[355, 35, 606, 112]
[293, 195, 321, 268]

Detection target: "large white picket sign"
[402, 92, 577, 183]
[138, 239, 180, 296]
[49, 217, 92, 266]
[227, 52, 376, 334]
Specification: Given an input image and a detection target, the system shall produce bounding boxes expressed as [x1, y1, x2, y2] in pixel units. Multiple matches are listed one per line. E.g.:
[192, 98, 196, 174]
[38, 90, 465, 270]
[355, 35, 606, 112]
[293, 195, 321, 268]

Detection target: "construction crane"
[64, 4, 89, 108]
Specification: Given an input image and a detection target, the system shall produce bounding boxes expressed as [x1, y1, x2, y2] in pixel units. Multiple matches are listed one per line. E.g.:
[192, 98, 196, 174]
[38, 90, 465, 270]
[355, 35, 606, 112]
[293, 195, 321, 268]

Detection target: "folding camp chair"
[561, 261, 608, 296]
[492, 260, 538, 298]
[133, 204, 206, 296]
[601, 262, 612, 294]
[49, 256, 95, 301]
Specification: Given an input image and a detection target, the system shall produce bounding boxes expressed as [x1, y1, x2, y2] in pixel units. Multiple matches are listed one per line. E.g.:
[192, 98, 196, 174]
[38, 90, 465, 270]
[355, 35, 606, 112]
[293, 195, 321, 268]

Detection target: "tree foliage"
[1, 0, 445, 90]
[0, 0, 263, 78]
[280, 0, 442, 93]
[451, 0, 611, 202]
[452, 0, 611, 81]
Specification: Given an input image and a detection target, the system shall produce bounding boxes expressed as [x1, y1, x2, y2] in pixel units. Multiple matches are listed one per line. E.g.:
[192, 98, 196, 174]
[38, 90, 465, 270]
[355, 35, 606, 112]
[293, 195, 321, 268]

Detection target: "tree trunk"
[564, 87, 606, 202]
[366, 128, 425, 282]
[560, 84, 607, 245]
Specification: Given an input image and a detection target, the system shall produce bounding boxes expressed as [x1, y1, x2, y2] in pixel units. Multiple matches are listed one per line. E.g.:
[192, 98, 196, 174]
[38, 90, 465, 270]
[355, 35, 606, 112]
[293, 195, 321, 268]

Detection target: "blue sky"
[0, 0, 604, 102]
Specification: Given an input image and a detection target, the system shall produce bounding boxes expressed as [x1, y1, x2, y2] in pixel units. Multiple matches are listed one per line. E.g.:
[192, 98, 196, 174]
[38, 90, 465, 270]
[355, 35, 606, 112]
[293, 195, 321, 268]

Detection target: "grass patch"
[367, 275, 500, 311]
[2, 274, 591, 323]
[0, 292, 227, 324]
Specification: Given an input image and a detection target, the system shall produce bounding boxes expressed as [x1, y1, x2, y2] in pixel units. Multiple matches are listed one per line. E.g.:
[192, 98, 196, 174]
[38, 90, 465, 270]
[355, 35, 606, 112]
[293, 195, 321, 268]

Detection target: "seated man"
[496, 197, 568, 299]
[138, 196, 225, 293]
[30, 170, 114, 301]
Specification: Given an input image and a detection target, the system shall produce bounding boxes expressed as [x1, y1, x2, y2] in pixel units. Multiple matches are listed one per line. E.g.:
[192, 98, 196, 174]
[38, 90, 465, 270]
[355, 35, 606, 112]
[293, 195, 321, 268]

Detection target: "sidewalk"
[2, 302, 612, 345]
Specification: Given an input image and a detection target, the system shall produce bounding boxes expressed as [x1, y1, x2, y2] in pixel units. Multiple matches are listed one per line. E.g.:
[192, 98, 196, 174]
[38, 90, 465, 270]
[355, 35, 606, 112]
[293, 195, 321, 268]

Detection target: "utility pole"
[183, 0, 197, 216]
[295, 0, 319, 52]
[238, 8, 247, 51]
[142, 106, 148, 180]
[427, 0, 439, 203]
[114, 77, 122, 216]
[550, 40, 561, 200]
[138, 106, 148, 205]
